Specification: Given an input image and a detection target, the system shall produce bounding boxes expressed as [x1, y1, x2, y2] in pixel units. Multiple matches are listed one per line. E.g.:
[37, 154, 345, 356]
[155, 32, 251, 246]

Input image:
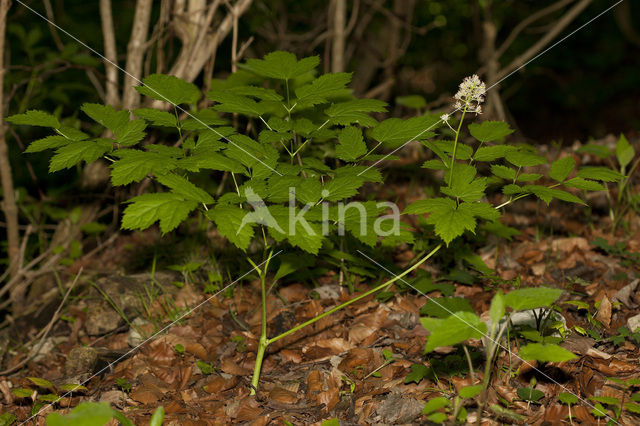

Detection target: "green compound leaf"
[335, 126, 367, 162]
[122, 193, 197, 234]
[577, 166, 623, 182]
[516, 173, 542, 182]
[504, 287, 563, 310]
[6, 110, 60, 128]
[616, 133, 634, 169]
[325, 99, 387, 127]
[459, 202, 500, 221]
[295, 72, 352, 105]
[459, 385, 483, 399]
[407, 197, 476, 245]
[49, 140, 113, 172]
[424, 311, 487, 353]
[519, 343, 577, 362]
[243, 51, 319, 80]
[267, 205, 324, 254]
[468, 120, 514, 143]
[81, 103, 129, 132]
[25, 135, 69, 153]
[181, 109, 229, 130]
[563, 177, 605, 191]
[207, 92, 268, 117]
[157, 173, 214, 204]
[135, 73, 200, 105]
[322, 176, 365, 201]
[474, 145, 517, 162]
[46, 402, 125, 426]
[442, 164, 486, 202]
[505, 150, 547, 167]
[404, 363, 430, 384]
[549, 156, 575, 182]
[110, 149, 177, 185]
[56, 126, 90, 141]
[396, 95, 427, 109]
[491, 164, 517, 180]
[114, 119, 147, 146]
[206, 205, 254, 251]
[229, 85, 283, 101]
[524, 185, 585, 205]
[133, 108, 177, 127]
[371, 114, 440, 147]
[577, 143, 612, 159]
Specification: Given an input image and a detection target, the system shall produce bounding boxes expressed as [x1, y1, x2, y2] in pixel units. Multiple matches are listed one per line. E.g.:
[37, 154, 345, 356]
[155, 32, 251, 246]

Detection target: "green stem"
[249, 250, 274, 395]
[267, 244, 442, 345]
[448, 105, 468, 187]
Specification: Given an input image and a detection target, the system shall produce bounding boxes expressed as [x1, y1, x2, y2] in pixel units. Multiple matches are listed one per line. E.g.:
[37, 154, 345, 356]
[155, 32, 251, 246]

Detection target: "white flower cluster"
[454, 74, 486, 114]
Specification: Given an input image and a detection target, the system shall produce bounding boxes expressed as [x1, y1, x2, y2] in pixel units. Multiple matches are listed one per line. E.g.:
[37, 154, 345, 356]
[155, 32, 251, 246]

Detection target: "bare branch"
[495, 0, 593, 82]
[331, 0, 346, 72]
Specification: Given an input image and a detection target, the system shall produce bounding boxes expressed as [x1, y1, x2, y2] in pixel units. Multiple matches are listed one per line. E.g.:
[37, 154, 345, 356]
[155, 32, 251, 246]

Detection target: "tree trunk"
[0, 0, 20, 285]
[122, 0, 153, 110]
[100, 0, 120, 107]
[331, 0, 346, 73]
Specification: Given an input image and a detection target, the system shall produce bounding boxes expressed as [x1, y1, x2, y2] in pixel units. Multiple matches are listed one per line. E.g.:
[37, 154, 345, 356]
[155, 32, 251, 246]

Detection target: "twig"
[99, 0, 120, 106]
[0, 268, 83, 375]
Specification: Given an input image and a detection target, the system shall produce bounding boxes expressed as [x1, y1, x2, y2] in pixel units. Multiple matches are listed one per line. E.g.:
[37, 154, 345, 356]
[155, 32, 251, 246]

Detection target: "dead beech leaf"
[552, 237, 590, 252]
[184, 343, 208, 360]
[307, 370, 323, 400]
[130, 386, 162, 405]
[279, 349, 302, 364]
[348, 324, 375, 344]
[316, 337, 354, 352]
[203, 376, 238, 394]
[269, 386, 299, 404]
[220, 358, 252, 376]
[595, 295, 612, 327]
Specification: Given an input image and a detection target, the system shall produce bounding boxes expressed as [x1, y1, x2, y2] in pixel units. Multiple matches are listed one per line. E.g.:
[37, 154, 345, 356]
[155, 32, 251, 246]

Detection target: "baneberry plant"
[7, 53, 610, 401]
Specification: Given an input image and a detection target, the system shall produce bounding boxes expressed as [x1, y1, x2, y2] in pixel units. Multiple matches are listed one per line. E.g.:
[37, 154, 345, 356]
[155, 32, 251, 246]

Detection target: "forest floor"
[1, 137, 640, 425]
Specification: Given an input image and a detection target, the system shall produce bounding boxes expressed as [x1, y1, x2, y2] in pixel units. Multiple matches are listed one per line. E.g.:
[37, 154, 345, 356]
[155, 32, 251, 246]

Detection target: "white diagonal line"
[20, 250, 282, 424]
[357, 0, 625, 177]
[14, 0, 282, 177]
[357, 249, 619, 424]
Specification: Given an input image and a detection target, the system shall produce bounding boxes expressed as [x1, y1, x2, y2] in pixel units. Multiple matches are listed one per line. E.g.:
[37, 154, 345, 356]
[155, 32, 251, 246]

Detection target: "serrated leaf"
[404, 363, 429, 384]
[519, 343, 576, 362]
[424, 311, 487, 352]
[525, 185, 585, 205]
[549, 156, 575, 182]
[442, 164, 486, 202]
[616, 134, 634, 169]
[577, 166, 623, 182]
[506, 150, 547, 167]
[122, 193, 197, 234]
[422, 159, 448, 170]
[335, 126, 366, 161]
[243, 51, 319, 80]
[25, 135, 69, 153]
[325, 99, 386, 127]
[468, 121, 513, 143]
[459, 385, 483, 399]
[81, 103, 129, 131]
[114, 119, 147, 146]
[157, 173, 214, 203]
[474, 145, 517, 161]
[334, 165, 382, 183]
[295, 72, 352, 105]
[206, 205, 254, 250]
[564, 177, 605, 191]
[323, 176, 364, 201]
[133, 108, 177, 127]
[517, 173, 542, 182]
[56, 126, 89, 141]
[577, 143, 612, 159]
[459, 202, 500, 221]
[371, 114, 439, 147]
[6, 110, 60, 128]
[396, 95, 426, 109]
[181, 109, 229, 130]
[110, 150, 177, 185]
[266, 175, 301, 203]
[207, 92, 268, 117]
[491, 164, 516, 180]
[135, 73, 200, 105]
[412, 197, 477, 245]
[267, 205, 324, 254]
[49, 140, 113, 172]
[229, 85, 283, 101]
[504, 287, 563, 310]
[297, 178, 322, 204]
[433, 140, 473, 160]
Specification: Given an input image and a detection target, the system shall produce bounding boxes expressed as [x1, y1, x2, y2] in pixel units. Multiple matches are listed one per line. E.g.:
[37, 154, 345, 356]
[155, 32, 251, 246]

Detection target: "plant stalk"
[448, 105, 468, 187]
